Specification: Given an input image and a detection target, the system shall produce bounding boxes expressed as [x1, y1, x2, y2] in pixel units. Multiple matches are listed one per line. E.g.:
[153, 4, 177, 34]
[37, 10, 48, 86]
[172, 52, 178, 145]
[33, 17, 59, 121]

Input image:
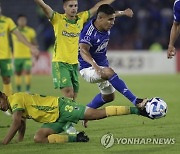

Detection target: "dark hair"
[97, 4, 115, 15]
[63, 0, 76, 3]
[17, 14, 27, 19]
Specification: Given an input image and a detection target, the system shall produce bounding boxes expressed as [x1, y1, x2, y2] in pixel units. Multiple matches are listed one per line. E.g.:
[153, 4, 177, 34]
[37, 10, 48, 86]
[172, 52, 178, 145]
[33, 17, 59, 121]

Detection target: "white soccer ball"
[146, 97, 168, 119]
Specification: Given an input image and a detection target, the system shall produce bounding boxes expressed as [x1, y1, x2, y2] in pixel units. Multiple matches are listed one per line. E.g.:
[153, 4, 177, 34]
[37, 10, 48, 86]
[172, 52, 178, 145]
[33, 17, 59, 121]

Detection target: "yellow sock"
[3, 83, 12, 96]
[105, 106, 130, 116]
[48, 134, 69, 143]
[25, 74, 31, 85]
[15, 75, 22, 85]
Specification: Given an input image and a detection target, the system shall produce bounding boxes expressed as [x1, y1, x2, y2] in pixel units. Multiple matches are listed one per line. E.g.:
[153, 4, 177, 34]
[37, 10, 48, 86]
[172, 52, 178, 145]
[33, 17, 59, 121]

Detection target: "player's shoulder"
[174, 0, 180, 7]
[77, 11, 88, 17]
[1, 15, 13, 22]
[25, 26, 36, 32]
[8, 92, 26, 102]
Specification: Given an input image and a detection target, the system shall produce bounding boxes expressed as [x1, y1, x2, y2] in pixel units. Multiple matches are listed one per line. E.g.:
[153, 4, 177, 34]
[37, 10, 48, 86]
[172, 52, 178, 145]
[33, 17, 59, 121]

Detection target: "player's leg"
[1, 59, 13, 96]
[52, 62, 75, 98]
[83, 106, 140, 120]
[24, 59, 32, 92]
[52, 62, 78, 134]
[80, 67, 115, 108]
[14, 59, 23, 92]
[100, 67, 147, 108]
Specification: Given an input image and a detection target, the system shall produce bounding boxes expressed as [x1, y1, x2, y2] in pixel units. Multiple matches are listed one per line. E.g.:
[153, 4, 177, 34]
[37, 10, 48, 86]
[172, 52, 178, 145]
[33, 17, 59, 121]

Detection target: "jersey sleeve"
[10, 96, 25, 113]
[30, 28, 37, 41]
[174, 1, 180, 22]
[50, 11, 62, 25]
[78, 11, 90, 24]
[8, 18, 17, 32]
[79, 29, 93, 47]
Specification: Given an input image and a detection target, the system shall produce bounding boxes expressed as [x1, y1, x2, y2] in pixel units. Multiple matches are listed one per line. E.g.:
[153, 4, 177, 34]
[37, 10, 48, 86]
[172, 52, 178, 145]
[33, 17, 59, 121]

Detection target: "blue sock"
[87, 93, 107, 109]
[109, 73, 137, 105]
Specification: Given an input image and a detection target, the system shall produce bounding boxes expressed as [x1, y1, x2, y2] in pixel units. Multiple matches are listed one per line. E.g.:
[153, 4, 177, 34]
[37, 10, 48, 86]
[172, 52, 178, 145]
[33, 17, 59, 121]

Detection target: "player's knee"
[2, 77, 11, 84]
[61, 88, 74, 99]
[101, 67, 115, 79]
[103, 93, 115, 103]
[34, 135, 43, 143]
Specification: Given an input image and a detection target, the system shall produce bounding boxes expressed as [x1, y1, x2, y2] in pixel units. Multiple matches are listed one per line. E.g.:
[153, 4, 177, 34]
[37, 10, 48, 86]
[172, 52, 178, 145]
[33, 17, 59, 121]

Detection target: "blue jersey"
[78, 19, 110, 70]
[174, 0, 180, 22]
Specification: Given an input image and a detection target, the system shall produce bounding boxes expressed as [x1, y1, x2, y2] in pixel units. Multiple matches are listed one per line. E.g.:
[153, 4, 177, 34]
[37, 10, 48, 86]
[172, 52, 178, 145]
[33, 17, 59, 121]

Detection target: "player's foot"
[82, 120, 88, 128]
[135, 98, 148, 110]
[138, 107, 153, 119]
[76, 131, 89, 142]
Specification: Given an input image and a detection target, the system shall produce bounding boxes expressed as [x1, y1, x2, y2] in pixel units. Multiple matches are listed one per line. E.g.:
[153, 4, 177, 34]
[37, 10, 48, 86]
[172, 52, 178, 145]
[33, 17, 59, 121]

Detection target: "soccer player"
[13, 14, 38, 92]
[34, 0, 116, 134]
[0, 3, 39, 97]
[78, 4, 147, 127]
[167, 0, 180, 59]
[0, 91, 149, 145]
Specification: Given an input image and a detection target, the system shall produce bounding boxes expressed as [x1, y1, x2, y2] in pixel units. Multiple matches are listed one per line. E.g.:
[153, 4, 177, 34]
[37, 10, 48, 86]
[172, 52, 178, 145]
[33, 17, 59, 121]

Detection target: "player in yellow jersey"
[0, 3, 39, 97]
[0, 91, 150, 145]
[13, 14, 38, 92]
[34, 0, 116, 134]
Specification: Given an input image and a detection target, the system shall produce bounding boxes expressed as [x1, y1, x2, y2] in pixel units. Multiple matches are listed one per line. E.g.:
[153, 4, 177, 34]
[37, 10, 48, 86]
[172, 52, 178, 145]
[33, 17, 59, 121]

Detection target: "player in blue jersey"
[167, 0, 180, 59]
[78, 4, 147, 127]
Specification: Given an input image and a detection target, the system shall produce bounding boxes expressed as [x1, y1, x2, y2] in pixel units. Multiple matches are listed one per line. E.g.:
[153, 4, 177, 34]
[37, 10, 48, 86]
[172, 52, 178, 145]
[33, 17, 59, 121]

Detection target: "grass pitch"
[0, 74, 180, 154]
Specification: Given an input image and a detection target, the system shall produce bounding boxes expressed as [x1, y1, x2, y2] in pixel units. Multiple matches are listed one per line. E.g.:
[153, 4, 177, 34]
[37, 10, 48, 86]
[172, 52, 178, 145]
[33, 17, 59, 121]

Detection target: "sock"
[105, 106, 131, 116]
[130, 107, 140, 115]
[3, 83, 12, 96]
[25, 75, 31, 92]
[109, 73, 137, 105]
[15, 75, 22, 92]
[48, 134, 76, 143]
[87, 93, 106, 108]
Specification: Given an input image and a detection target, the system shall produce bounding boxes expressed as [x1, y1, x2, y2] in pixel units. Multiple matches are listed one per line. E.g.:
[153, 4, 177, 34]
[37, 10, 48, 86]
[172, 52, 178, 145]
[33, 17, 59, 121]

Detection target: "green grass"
[0, 74, 180, 154]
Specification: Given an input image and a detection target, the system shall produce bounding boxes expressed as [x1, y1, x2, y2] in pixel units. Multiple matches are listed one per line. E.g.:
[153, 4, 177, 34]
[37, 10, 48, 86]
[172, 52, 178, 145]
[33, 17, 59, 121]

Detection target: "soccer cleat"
[76, 131, 89, 142]
[135, 98, 148, 110]
[138, 108, 154, 119]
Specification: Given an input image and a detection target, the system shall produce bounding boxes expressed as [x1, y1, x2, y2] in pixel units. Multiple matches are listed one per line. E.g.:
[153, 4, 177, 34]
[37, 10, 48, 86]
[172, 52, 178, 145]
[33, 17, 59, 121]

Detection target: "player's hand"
[124, 8, 133, 18]
[167, 45, 176, 59]
[92, 63, 103, 75]
[30, 45, 40, 59]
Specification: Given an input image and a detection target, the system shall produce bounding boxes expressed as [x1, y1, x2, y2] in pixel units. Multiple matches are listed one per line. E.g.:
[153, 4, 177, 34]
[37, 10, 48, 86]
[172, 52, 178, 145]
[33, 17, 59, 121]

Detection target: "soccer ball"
[145, 97, 167, 119]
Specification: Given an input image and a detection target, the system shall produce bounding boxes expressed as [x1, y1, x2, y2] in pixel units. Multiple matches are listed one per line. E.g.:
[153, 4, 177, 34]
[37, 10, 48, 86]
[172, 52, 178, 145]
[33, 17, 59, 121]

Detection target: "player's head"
[63, 0, 78, 18]
[96, 4, 116, 31]
[0, 91, 9, 112]
[17, 14, 27, 27]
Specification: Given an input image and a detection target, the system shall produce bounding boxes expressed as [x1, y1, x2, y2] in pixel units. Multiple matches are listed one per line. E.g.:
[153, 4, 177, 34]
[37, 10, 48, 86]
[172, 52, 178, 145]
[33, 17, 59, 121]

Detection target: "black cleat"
[76, 131, 89, 142]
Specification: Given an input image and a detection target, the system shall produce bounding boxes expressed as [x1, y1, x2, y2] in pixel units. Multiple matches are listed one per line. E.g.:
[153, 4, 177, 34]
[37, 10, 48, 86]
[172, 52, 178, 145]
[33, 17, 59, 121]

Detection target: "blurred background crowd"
[1, 0, 179, 51]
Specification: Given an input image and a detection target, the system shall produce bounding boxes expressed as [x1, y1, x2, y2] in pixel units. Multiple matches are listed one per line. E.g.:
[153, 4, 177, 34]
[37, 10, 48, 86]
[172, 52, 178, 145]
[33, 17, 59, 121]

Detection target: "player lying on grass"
[0, 91, 149, 145]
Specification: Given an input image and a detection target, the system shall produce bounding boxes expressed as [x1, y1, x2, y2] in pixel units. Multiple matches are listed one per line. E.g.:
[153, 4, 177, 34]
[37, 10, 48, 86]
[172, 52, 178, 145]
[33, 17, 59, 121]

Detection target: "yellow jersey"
[8, 92, 59, 123]
[0, 15, 17, 59]
[13, 26, 36, 58]
[50, 11, 90, 64]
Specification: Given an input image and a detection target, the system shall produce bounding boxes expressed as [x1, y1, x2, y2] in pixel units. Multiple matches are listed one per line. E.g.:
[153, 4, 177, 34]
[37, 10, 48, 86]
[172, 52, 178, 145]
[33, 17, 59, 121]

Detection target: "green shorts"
[14, 58, 32, 73]
[0, 59, 13, 77]
[41, 97, 86, 133]
[52, 62, 79, 93]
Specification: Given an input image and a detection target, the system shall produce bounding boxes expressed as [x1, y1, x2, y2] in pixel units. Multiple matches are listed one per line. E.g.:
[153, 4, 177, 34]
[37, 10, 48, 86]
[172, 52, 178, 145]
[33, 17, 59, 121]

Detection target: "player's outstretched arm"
[12, 29, 39, 57]
[167, 21, 180, 59]
[89, 0, 115, 18]
[34, 0, 53, 19]
[17, 119, 26, 142]
[2, 111, 23, 145]
[115, 8, 133, 18]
